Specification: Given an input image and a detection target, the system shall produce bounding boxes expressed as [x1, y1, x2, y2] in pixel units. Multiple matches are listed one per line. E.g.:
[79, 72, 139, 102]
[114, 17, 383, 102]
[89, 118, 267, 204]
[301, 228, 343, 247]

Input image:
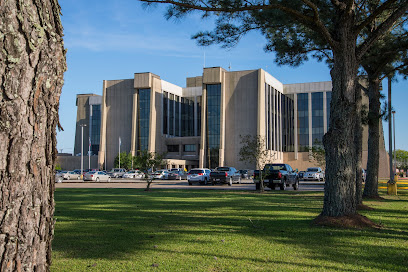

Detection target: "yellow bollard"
[394, 174, 399, 182]
[387, 182, 397, 195]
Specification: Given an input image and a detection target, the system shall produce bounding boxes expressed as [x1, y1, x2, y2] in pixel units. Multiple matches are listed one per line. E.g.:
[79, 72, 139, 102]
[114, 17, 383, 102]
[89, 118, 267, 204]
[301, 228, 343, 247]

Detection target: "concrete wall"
[56, 155, 99, 171]
[104, 79, 135, 169]
[74, 94, 100, 155]
[224, 70, 259, 170]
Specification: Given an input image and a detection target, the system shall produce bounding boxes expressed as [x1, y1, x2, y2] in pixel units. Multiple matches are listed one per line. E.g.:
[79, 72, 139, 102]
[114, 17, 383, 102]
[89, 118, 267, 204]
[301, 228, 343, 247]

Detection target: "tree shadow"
[53, 189, 408, 271]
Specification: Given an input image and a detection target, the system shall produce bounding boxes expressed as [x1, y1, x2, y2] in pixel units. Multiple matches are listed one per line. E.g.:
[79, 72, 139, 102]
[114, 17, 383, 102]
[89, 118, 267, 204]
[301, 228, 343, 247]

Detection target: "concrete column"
[294, 93, 298, 160]
[323, 91, 327, 133]
[279, 92, 282, 159]
[308, 92, 312, 148]
[199, 87, 207, 168]
[130, 90, 138, 156]
[269, 87, 273, 151]
[219, 71, 226, 167]
[272, 88, 276, 151]
[98, 80, 108, 170]
[89, 104, 92, 155]
[194, 97, 198, 136]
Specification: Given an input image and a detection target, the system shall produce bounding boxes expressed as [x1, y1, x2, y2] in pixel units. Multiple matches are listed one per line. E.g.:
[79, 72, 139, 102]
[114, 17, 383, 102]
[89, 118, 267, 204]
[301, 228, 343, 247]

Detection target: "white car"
[187, 168, 211, 185]
[303, 167, 325, 181]
[107, 168, 127, 178]
[123, 170, 144, 179]
[56, 171, 81, 180]
[151, 170, 170, 180]
[83, 171, 111, 182]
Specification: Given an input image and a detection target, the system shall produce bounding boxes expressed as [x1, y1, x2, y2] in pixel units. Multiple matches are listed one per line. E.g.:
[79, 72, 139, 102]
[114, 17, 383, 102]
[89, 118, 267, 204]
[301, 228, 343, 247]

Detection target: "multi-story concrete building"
[74, 67, 389, 177]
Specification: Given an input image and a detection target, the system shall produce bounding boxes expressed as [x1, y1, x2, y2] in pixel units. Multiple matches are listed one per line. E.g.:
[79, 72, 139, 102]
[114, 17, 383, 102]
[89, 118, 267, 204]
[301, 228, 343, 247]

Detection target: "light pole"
[392, 110, 396, 174]
[80, 124, 87, 177]
[388, 77, 393, 183]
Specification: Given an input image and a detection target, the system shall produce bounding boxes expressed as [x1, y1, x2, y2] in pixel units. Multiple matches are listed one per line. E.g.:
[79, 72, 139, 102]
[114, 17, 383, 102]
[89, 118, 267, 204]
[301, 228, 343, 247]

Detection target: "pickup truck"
[254, 163, 299, 190]
[209, 166, 241, 186]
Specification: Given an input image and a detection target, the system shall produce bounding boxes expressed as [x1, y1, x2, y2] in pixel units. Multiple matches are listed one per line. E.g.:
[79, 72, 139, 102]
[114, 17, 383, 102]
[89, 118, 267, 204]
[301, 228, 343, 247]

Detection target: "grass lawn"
[52, 189, 408, 271]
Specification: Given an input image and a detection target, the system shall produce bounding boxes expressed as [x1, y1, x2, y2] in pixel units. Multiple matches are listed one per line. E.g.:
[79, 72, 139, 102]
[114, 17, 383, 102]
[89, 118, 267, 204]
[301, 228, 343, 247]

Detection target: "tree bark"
[363, 78, 381, 198]
[355, 83, 363, 206]
[322, 18, 358, 216]
[0, 0, 66, 271]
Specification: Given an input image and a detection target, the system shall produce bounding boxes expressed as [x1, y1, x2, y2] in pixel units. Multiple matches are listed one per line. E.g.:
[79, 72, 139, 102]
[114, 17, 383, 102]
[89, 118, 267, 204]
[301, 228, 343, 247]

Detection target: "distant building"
[74, 94, 102, 156]
[74, 67, 389, 177]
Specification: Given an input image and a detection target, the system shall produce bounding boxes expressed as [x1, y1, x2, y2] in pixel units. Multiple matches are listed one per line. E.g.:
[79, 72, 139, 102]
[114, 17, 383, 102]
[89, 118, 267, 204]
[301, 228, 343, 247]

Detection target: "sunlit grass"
[52, 189, 408, 271]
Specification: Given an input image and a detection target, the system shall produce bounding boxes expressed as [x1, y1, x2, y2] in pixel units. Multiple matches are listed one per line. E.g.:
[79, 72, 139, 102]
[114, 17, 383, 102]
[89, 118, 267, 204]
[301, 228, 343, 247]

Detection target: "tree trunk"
[363, 78, 381, 198]
[355, 84, 363, 205]
[322, 20, 358, 216]
[0, 1, 66, 271]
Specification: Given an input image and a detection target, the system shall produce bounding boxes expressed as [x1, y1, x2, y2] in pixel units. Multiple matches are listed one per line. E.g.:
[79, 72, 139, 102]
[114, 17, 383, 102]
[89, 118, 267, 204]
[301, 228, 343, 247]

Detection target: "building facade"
[74, 67, 389, 177]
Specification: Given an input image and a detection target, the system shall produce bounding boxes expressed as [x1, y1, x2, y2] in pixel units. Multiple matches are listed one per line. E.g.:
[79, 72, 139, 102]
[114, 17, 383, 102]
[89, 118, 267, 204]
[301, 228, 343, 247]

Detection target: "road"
[56, 179, 324, 191]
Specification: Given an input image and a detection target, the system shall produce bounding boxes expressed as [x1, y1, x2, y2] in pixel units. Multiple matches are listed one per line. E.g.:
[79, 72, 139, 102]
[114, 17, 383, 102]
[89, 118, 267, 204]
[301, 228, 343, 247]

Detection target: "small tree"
[133, 150, 165, 191]
[239, 135, 274, 192]
[309, 140, 326, 170]
[114, 152, 133, 170]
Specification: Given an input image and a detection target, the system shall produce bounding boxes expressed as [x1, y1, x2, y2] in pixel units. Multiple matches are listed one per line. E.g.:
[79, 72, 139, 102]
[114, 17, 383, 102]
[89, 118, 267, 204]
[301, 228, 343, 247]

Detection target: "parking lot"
[56, 178, 324, 191]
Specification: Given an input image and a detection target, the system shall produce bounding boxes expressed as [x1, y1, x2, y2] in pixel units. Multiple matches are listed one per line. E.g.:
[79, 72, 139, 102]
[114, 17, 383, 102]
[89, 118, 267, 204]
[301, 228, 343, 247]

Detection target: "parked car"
[187, 168, 211, 185]
[151, 170, 170, 180]
[362, 169, 367, 182]
[108, 168, 127, 178]
[84, 168, 98, 173]
[123, 170, 144, 179]
[238, 169, 250, 179]
[303, 167, 325, 181]
[298, 171, 305, 180]
[83, 171, 111, 182]
[56, 171, 81, 180]
[210, 166, 241, 186]
[254, 163, 299, 190]
[55, 174, 64, 183]
[65, 171, 81, 180]
[170, 168, 185, 172]
[167, 170, 188, 180]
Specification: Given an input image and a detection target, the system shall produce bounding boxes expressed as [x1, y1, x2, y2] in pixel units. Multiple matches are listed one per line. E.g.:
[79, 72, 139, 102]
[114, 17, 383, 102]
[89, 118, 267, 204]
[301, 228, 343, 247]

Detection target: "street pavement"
[56, 179, 324, 191]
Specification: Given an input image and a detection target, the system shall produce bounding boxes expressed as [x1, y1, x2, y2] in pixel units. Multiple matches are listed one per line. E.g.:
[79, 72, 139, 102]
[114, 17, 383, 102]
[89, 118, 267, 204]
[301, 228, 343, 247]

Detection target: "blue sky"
[57, 0, 407, 154]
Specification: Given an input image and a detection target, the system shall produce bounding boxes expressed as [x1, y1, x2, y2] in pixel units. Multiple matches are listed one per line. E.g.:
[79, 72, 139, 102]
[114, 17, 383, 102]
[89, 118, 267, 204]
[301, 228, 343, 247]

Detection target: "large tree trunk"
[363, 78, 381, 198]
[0, 1, 66, 271]
[355, 83, 363, 206]
[322, 20, 358, 216]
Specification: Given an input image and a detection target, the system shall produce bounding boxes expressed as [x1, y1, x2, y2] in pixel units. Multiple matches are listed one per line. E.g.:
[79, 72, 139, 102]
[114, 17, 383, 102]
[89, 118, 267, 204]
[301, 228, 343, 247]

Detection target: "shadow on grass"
[53, 189, 408, 271]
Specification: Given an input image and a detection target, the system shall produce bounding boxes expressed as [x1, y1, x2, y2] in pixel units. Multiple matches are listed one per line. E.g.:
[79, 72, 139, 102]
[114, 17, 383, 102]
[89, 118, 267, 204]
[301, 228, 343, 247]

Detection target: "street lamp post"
[80, 124, 87, 177]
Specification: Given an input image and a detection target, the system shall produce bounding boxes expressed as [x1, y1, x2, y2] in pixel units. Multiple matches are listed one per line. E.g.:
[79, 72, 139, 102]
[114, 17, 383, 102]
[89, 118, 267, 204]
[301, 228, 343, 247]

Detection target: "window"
[312, 92, 324, 146]
[137, 89, 150, 152]
[91, 104, 101, 154]
[167, 145, 179, 152]
[184, 144, 196, 152]
[297, 93, 309, 151]
[326, 91, 332, 130]
[206, 84, 221, 169]
[163, 91, 168, 135]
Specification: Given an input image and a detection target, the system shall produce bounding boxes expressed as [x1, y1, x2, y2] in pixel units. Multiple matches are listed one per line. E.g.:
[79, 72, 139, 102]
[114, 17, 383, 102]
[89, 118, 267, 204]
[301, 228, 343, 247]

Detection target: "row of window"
[163, 92, 202, 137]
[297, 92, 332, 151]
[167, 144, 197, 153]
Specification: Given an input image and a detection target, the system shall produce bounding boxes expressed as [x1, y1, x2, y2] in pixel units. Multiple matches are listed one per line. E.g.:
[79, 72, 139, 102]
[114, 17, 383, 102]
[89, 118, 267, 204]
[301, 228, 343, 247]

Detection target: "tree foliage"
[309, 141, 325, 170]
[140, 0, 408, 219]
[239, 134, 275, 192]
[114, 152, 134, 170]
[133, 150, 166, 191]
